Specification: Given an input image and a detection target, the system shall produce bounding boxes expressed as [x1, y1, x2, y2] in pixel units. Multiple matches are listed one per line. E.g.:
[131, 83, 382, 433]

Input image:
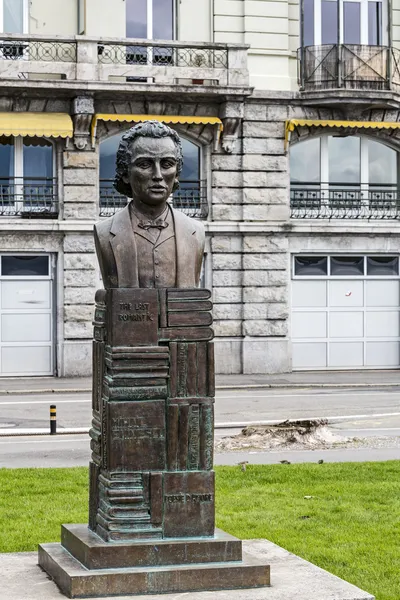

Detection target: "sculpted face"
[124, 136, 178, 208]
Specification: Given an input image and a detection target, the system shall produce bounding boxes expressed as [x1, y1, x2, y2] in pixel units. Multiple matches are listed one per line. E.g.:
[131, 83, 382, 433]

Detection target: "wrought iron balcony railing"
[298, 44, 400, 91]
[0, 177, 58, 217]
[291, 183, 400, 219]
[0, 34, 249, 87]
[99, 179, 208, 219]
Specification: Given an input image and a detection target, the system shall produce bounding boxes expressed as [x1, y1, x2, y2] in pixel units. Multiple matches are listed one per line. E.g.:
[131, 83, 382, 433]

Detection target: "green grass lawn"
[1, 462, 399, 600]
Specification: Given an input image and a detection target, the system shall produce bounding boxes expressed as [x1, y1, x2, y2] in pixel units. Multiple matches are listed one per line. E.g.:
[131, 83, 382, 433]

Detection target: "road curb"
[0, 382, 399, 395]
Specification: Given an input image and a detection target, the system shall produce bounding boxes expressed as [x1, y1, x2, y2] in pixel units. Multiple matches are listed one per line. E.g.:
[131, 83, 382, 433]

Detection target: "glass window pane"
[304, 0, 315, 46]
[343, 2, 361, 44]
[368, 139, 396, 185]
[153, 0, 173, 39]
[100, 134, 123, 181]
[295, 256, 328, 276]
[0, 139, 14, 178]
[23, 140, 53, 180]
[368, 2, 382, 45]
[367, 256, 399, 276]
[126, 0, 147, 38]
[328, 136, 361, 184]
[321, 0, 338, 44]
[2, 256, 49, 276]
[331, 256, 364, 275]
[4, 0, 23, 33]
[180, 138, 200, 182]
[290, 138, 320, 183]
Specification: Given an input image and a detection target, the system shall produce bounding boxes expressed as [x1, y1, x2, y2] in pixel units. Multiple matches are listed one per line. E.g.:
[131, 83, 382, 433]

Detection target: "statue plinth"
[38, 288, 270, 597]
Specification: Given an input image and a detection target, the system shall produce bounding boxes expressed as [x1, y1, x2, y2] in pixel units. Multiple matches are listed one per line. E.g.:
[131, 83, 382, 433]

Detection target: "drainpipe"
[388, 0, 392, 90]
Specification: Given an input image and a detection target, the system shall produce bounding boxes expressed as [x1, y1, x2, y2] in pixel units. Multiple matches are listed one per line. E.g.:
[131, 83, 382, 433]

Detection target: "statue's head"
[114, 121, 184, 207]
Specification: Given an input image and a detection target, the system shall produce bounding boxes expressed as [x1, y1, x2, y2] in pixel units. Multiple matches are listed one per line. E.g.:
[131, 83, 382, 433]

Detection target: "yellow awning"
[285, 119, 400, 150]
[0, 112, 73, 139]
[91, 114, 223, 144]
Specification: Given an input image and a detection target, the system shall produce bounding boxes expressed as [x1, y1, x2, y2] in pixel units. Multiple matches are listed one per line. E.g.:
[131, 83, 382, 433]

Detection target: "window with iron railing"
[0, 137, 57, 217]
[290, 135, 399, 218]
[99, 133, 208, 219]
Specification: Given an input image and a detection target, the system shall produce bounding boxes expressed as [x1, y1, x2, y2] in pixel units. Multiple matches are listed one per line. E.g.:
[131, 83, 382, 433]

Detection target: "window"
[303, 0, 387, 45]
[294, 255, 400, 277]
[99, 130, 204, 218]
[0, 0, 28, 33]
[0, 137, 55, 216]
[126, 0, 174, 39]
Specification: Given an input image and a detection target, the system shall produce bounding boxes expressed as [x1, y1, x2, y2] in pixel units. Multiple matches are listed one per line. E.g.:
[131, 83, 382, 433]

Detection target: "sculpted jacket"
[94, 203, 205, 288]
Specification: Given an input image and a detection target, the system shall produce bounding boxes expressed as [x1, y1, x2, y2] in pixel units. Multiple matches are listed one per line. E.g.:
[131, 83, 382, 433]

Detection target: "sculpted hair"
[114, 120, 184, 197]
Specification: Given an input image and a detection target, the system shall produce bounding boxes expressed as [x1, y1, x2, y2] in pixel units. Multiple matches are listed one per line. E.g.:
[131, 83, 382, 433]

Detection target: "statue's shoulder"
[94, 214, 114, 241]
[171, 207, 204, 235]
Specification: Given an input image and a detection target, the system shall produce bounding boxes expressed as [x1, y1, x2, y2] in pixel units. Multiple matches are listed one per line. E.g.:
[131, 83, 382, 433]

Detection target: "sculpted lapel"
[172, 208, 199, 287]
[110, 205, 139, 287]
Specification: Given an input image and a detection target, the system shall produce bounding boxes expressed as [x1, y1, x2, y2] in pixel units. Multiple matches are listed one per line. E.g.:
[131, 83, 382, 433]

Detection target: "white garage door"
[0, 255, 54, 376]
[292, 255, 400, 369]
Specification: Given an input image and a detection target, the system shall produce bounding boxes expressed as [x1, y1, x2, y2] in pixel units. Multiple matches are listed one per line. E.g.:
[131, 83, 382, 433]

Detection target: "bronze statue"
[94, 121, 205, 288]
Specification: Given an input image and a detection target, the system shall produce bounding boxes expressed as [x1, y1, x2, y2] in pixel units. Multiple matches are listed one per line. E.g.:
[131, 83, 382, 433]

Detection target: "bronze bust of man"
[94, 121, 205, 289]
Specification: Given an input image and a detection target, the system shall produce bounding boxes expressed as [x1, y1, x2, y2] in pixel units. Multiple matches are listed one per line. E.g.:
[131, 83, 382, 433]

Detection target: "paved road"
[1, 387, 400, 431]
[1, 386, 400, 467]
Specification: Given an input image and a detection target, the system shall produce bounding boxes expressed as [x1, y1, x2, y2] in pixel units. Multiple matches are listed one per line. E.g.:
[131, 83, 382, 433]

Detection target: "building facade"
[0, 0, 399, 377]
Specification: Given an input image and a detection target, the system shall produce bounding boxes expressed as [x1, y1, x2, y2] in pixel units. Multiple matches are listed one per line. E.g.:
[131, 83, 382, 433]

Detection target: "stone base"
[38, 525, 270, 598]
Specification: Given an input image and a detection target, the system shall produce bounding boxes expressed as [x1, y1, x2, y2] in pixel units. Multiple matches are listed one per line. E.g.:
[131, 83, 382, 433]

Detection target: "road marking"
[0, 399, 89, 405]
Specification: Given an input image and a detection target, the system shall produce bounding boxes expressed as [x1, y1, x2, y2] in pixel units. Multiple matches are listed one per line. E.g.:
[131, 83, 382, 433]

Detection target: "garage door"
[292, 255, 400, 369]
[0, 255, 54, 376]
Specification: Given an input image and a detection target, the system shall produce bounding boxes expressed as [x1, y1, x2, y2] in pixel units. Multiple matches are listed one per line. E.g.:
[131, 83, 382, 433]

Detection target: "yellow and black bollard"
[50, 405, 57, 435]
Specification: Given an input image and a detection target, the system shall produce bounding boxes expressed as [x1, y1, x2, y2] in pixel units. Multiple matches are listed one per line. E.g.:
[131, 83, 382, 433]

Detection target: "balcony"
[0, 34, 249, 89]
[298, 44, 400, 92]
[0, 178, 58, 218]
[100, 179, 208, 219]
[291, 184, 400, 219]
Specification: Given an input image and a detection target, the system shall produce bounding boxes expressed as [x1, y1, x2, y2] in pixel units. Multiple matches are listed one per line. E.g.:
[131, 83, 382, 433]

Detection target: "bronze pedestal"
[39, 288, 270, 597]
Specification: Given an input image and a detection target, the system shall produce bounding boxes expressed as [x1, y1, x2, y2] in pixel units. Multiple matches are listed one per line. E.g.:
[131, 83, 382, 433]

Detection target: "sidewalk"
[0, 369, 399, 394]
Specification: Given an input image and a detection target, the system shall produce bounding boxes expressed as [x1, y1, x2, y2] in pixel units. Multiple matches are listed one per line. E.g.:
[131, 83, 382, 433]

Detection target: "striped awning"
[91, 114, 223, 144]
[0, 112, 73, 139]
[285, 119, 400, 150]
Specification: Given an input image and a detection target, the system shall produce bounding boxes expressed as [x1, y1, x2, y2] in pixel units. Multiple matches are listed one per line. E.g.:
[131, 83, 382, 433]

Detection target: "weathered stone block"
[243, 320, 288, 337]
[242, 173, 268, 187]
[63, 203, 97, 220]
[242, 155, 287, 171]
[211, 155, 242, 170]
[62, 341, 92, 376]
[213, 254, 242, 270]
[214, 320, 242, 336]
[243, 204, 289, 221]
[64, 270, 97, 287]
[64, 169, 97, 186]
[63, 152, 98, 169]
[213, 171, 243, 187]
[244, 287, 286, 303]
[213, 287, 242, 303]
[265, 173, 289, 189]
[243, 235, 289, 253]
[214, 339, 242, 374]
[243, 339, 291, 374]
[243, 188, 287, 204]
[213, 304, 243, 320]
[268, 270, 288, 286]
[64, 287, 96, 305]
[212, 205, 242, 221]
[268, 303, 289, 319]
[244, 104, 266, 121]
[211, 236, 243, 253]
[63, 235, 95, 253]
[243, 254, 287, 270]
[243, 122, 284, 138]
[265, 105, 289, 121]
[65, 305, 94, 322]
[243, 303, 268, 319]
[266, 138, 285, 155]
[212, 188, 242, 205]
[243, 138, 268, 154]
[64, 321, 92, 339]
[212, 270, 242, 286]
[64, 186, 97, 204]
[64, 254, 97, 270]
[242, 271, 270, 286]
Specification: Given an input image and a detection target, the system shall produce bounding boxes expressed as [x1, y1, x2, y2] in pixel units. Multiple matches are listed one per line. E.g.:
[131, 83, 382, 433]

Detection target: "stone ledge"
[2, 539, 374, 599]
